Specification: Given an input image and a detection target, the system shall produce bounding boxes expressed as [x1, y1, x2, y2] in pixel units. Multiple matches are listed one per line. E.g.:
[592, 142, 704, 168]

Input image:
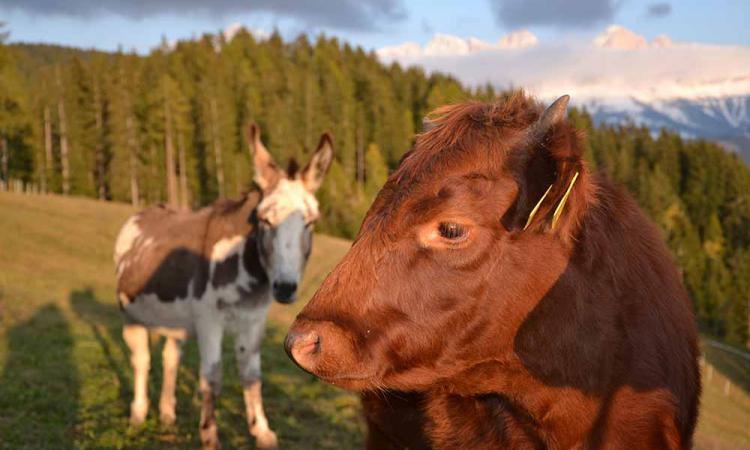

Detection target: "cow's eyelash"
[438, 222, 469, 241]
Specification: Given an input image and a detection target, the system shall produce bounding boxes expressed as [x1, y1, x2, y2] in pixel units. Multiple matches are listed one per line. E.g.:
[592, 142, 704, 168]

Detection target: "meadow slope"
[0, 192, 748, 449]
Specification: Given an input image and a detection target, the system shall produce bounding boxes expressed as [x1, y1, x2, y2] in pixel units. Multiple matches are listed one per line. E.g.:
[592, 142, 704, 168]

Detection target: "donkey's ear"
[502, 95, 584, 234]
[247, 123, 281, 191]
[301, 133, 334, 192]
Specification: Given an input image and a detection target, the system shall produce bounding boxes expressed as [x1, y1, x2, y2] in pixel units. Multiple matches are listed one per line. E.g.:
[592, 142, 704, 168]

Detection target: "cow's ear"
[501, 95, 586, 235]
[300, 133, 334, 192]
[247, 123, 282, 192]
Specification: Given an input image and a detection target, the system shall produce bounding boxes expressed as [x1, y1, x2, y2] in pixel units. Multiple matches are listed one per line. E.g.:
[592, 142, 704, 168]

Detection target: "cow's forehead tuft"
[258, 179, 319, 225]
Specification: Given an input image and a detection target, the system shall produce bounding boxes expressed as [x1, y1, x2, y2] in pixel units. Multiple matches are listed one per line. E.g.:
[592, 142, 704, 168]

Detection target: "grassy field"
[0, 191, 749, 449]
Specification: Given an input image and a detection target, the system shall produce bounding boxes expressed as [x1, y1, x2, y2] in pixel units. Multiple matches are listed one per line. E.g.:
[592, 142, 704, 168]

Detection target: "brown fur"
[286, 93, 700, 449]
[116, 192, 265, 305]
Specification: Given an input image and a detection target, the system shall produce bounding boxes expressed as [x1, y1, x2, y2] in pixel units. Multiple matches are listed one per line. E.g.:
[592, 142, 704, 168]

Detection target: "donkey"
[285, 94, 700, 449]
[114, 124, 333, 449]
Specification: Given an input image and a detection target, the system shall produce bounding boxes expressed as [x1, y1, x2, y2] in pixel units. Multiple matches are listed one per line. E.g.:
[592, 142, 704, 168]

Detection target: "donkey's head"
[285, 94, 594, 390]
[248, 124, 333, 304]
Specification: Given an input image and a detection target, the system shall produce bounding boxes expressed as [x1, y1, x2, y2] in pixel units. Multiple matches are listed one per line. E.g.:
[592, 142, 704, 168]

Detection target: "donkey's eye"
[438, 222, 467, 240]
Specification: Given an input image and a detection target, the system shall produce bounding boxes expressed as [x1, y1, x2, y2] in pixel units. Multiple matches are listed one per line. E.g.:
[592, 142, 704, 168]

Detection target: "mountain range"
[377, 26, 750, 162]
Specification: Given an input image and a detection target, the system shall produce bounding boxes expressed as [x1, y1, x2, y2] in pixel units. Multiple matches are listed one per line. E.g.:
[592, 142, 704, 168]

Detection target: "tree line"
[0, 25, 747, 347]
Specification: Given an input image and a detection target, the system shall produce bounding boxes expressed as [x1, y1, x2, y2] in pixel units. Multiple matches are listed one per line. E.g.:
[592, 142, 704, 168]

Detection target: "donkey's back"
[115, 204, 212, 330]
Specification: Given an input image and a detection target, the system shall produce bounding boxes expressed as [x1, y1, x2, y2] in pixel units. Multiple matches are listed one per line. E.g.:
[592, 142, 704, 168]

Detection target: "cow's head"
[248, 124, 333, 304]
[285, 94, 593, 391]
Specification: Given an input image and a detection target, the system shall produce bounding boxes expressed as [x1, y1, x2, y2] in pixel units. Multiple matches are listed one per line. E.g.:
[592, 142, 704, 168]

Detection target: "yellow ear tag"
[523, 184, 553, 231]
[551, 171, 579, 231]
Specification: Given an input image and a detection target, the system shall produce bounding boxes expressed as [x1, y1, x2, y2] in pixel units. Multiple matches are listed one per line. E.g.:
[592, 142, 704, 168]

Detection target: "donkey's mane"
[286, 158, 300, 178]
[212, 190, 261, 217]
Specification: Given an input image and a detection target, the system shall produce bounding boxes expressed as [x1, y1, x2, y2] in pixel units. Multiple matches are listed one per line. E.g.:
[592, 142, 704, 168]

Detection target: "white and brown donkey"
[113, 124, 333, 449]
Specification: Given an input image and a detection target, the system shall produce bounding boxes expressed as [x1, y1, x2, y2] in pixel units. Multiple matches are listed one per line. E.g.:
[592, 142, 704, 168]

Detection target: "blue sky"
[1, 0, 748, 53]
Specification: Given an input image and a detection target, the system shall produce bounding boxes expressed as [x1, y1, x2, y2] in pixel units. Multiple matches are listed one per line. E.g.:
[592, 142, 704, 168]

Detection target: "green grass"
[0, 191, 749, 449]
[0, 192, 361, 449]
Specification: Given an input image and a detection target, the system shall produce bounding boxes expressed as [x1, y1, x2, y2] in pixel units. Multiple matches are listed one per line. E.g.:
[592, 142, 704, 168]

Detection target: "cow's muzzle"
[284, 328, 320, 372]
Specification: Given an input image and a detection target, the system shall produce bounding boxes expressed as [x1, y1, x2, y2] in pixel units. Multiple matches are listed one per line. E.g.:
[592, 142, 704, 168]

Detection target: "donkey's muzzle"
[284, 328, 320, 372]
[273, 281, 298, 303]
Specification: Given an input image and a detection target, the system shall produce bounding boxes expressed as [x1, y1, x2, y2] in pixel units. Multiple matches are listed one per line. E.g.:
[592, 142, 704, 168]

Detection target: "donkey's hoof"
[159, 398, 176, 425]
[129, 415, 146, 427]
[200, 422, 221, 450]
[200, 437, 222, 450]
[254, 429, 278, 450]
[159, 410, 176, 426]
[129, 401, 149, 427]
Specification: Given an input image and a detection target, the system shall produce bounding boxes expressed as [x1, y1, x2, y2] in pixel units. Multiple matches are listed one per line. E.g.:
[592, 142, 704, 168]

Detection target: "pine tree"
[0, 25, 33, 186]
[364, 143, 388, 197]
[726, 249, 750, 346]
[5, 33, 750, 347]
[109, 52, 142, 206]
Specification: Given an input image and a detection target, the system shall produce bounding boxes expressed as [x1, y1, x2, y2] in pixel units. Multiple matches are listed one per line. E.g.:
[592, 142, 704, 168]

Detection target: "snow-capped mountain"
[377, 26, 750, 161]
[587, 95, 750, 155]
[377, 29, 539, 59]
[424, 33, 473, 56]
[594, 25, 649, 49]
[498, 29, 539, 49]
[593, 25, 678, 50]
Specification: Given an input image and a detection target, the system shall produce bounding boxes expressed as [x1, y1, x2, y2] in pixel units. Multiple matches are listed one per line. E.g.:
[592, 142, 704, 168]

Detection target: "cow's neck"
[434, 187, 657, 448]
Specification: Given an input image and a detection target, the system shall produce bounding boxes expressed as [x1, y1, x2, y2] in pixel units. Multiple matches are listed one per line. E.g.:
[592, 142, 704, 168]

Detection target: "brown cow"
[285, 93, 701, 449]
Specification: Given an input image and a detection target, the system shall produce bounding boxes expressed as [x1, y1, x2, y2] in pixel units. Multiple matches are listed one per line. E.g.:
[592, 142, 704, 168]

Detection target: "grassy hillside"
[0, 192, 749, 449]
[0, 192, 360, 449]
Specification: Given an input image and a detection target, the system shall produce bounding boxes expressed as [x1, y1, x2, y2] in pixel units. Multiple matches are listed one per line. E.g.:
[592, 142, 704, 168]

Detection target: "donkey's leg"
[123, 323, 150, 426]
[242, 380, 278, 449]
[235, 317, 277, 449]
[197, 321, 224, 450]
[159, 335, 184, 425]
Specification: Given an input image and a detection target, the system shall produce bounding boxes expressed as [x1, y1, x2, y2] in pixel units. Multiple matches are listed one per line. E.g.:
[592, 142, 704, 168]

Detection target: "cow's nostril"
[284, 330, 320, 371]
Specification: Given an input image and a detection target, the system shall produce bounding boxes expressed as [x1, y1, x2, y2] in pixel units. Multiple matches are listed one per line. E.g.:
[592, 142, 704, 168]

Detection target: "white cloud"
[378, 26, 750, 102]
[222, 23, 269, 42]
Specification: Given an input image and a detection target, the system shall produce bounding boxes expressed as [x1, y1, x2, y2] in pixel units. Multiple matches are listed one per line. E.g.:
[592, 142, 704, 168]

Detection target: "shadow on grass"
[69, 287, 205, 449]
[67, 287, 364, 449]
[69, 288, 133, 407]
[0, 303, 79, 449]
[70, 288, 130, 402]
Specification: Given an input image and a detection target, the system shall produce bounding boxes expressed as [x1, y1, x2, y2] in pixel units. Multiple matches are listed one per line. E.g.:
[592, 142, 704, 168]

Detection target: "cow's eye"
[438, 222, 467, 240]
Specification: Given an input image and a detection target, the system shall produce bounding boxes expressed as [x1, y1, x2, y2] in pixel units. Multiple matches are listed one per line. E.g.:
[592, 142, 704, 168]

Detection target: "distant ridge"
[376, 25, 750, 161]
[377, 29, 538, 59]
